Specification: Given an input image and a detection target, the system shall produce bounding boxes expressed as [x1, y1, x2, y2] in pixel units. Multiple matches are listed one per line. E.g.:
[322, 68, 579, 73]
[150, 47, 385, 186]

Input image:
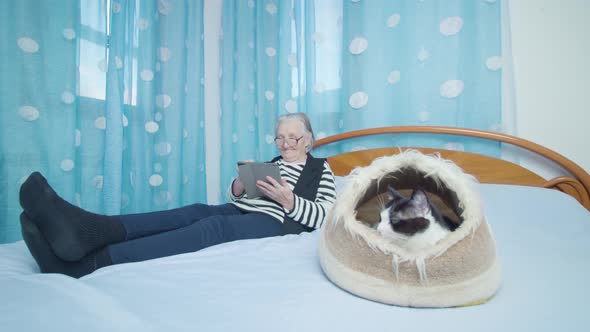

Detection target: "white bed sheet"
[1, 184, 590, 332]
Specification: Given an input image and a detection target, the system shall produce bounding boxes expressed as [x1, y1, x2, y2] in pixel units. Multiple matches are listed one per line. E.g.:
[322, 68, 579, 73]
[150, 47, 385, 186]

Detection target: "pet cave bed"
[319, 150, 501, 307]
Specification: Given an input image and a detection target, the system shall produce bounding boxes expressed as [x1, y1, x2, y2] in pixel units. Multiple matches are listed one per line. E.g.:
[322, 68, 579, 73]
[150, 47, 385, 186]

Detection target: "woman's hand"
[232, 160, 254, 196]
[256, 176, 294, 211]
[231, 177, 246, 196]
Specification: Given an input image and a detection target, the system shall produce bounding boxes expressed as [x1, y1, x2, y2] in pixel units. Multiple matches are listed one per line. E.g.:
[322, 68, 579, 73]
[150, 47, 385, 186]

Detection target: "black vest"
[270, 154, 326, 235]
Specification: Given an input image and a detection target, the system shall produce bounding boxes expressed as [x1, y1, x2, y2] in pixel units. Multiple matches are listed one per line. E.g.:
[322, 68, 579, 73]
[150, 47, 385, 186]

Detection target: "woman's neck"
[283, 154, 307, 164]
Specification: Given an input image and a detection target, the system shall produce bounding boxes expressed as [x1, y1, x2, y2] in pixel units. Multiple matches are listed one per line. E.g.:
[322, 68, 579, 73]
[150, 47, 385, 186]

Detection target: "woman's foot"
[19, 172, 126, 261]
[20, 212, 112, 278]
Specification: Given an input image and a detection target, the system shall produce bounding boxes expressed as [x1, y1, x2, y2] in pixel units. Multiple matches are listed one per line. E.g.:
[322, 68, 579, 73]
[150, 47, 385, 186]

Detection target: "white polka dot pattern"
[61, 91, 75, 104]
[387, 70, 401, 85]
[18, 37, 39, 53]
[444, 142, 465, 151]
[440, 80, 464, 99]
[387, 14, 401, 28]
[418, 111, 430, 122]
[265, 90, 275, 101]
[138, 18, 149, 30]
[62, 29, 76, 40]
[95, 116, 107, 130]
[145, 121, 159, 134]
[417, 47, 430, 62]
[75, 129, 81, 147]
[149, 174, 163, 187]
[18, 106, 40, 121]
[154, 191, 172, 205]
[158, 0, 171, 15]
[266, 3, 277, 15]
[92, 175, 104, 190]
[97, 59, 107, 72]
[155, 94, 171, 108]
[285, 99, 297, 113]
[349, 37, 368, 55]
[141, 69, 154, 81]
[158, 48, 172, 62]
[440, 17, 463, 36]
[60, 159, 74, 172]
[486, 56, 502, 71]
[349, 91, 368, 109]
[115, 56, 123, 69]
[112, 2, 121, 13]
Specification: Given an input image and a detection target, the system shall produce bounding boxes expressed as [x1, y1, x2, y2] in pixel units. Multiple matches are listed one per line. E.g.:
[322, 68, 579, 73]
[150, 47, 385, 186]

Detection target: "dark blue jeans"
[107, 203, 282, 264]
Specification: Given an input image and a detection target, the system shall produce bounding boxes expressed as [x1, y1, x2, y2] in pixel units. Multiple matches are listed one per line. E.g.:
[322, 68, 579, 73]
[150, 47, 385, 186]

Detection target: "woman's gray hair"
[275, 112, 315, 152]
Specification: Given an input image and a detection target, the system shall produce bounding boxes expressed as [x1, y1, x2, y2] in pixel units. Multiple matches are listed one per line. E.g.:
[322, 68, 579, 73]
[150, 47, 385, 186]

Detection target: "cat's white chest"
[406, 221, 449, 251]
[377, 209, 450, 251]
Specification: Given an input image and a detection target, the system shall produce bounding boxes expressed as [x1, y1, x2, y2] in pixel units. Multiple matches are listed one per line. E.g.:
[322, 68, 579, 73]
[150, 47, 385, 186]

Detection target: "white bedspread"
[1, 184, 590, 332]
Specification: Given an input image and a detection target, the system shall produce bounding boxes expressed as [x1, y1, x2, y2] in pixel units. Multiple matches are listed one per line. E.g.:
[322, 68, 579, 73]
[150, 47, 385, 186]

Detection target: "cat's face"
[376, 187, 450, 251]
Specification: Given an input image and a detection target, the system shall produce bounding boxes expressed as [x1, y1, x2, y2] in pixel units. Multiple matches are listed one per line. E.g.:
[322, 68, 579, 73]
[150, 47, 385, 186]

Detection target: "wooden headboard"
[313, 126, 590, 211]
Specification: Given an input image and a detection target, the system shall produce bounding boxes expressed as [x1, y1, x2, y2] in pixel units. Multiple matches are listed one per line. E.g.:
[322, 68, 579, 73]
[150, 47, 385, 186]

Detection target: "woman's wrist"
[231, 179, 245, 196]
[283, 193, 295, 211]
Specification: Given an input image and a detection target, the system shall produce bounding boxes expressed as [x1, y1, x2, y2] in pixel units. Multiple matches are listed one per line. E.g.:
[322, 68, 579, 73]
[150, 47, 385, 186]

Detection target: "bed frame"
[313, 126, 590, 211]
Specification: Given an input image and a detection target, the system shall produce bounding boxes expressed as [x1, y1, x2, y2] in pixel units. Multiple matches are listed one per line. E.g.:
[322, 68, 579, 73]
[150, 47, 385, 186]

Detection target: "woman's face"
[275, 120, 310, 163]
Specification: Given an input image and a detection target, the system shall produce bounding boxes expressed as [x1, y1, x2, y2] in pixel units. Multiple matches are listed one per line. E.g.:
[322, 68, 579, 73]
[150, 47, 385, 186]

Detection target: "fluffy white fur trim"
[326, 150, 485, 262]
[319, 234, 502, 307]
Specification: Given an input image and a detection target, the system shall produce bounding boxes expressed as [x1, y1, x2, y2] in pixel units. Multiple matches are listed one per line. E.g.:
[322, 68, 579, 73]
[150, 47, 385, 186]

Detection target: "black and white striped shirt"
[229, 159, 336, 229]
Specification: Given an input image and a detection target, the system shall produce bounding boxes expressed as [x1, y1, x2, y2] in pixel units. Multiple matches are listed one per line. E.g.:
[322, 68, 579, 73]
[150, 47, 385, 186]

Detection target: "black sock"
[20, 212, 113, 278]
[19, 172, 126, 262]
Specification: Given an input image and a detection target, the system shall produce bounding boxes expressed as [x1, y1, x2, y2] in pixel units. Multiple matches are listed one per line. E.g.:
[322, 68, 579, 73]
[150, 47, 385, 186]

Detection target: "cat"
[376, 186, 457, 251]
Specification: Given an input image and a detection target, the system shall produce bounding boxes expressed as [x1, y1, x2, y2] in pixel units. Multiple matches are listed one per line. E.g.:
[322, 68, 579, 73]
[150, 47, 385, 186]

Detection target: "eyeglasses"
[274, 136, 304, 147]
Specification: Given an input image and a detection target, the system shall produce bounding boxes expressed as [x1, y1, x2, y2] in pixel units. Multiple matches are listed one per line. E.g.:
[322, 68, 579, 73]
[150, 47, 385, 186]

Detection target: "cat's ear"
[411, 188, 430, 211]
[388, 185, 404, 200]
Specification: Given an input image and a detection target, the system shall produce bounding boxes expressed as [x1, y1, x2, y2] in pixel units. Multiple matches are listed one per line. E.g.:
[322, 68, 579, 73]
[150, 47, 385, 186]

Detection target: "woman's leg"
[20, 213, 112, 278]
[108, 212, 282, 264]
[21, 211, 282, 278]
[18, 171, 242, 262]
[119, 203, 241, 240]
[19, 172, 126, 261]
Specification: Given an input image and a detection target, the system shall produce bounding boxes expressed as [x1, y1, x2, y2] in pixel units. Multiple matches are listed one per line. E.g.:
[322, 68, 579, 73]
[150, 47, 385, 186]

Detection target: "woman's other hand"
[232, 160, 255, 196]
[231, 178, 246, 196]
[256, 176, 294, 211]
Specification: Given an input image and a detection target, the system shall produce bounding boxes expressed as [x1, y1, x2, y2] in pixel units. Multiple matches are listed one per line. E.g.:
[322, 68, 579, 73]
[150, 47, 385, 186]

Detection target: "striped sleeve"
[285, 161, 336, 229]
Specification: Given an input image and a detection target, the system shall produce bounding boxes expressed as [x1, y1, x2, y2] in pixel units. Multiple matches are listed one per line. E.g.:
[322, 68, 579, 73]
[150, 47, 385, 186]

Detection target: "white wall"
[204, 0, 222, 203]
[509, 0, 590, 173]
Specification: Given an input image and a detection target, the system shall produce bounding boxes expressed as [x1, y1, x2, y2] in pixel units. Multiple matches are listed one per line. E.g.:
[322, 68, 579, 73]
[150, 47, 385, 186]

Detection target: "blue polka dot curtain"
[0, 0, 207, 243]
[220, 0, 503, 199]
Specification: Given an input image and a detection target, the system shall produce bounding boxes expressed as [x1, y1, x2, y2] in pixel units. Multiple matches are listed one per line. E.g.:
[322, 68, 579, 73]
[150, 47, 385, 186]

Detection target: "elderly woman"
[19, 112, 336, 278]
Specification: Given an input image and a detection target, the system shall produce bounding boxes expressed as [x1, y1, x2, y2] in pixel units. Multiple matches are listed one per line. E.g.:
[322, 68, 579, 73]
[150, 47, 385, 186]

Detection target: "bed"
[1, 126, 590, 331]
